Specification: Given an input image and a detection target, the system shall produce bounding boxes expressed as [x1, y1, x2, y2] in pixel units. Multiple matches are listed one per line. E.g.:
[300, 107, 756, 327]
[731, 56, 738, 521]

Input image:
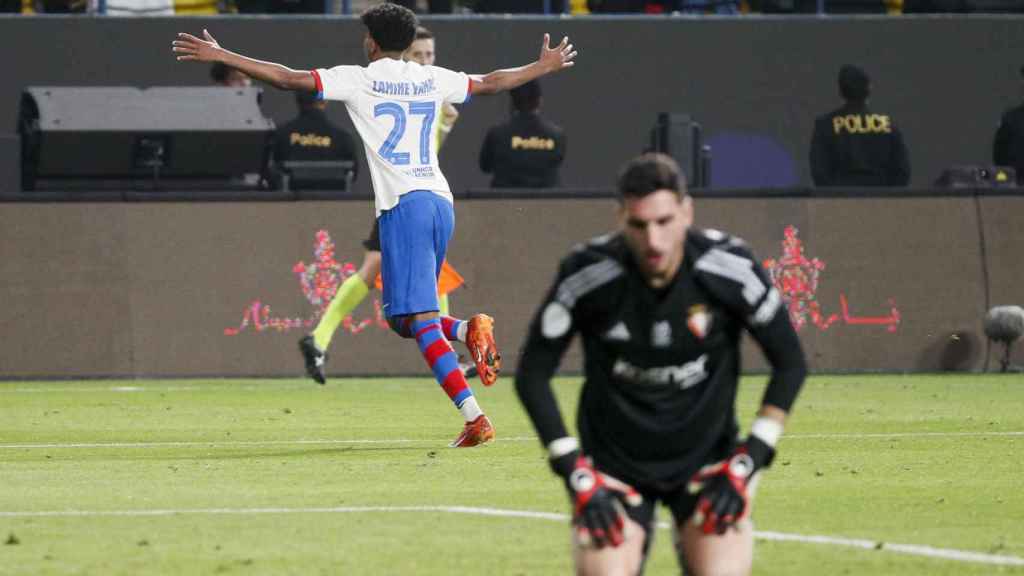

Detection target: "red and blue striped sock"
[440, 316, 466, 342]
[413, 318, 479, 420]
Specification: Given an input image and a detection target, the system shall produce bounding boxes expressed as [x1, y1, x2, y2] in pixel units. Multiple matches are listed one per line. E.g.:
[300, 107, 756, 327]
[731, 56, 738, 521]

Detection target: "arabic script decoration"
[224, 230, 388, 336]
[763, 225, 900, 333]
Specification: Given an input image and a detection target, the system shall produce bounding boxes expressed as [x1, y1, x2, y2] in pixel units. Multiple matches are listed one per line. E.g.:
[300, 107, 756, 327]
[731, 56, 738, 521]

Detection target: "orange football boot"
[450, 415, 496, 448]
[466, 314, 501, 387]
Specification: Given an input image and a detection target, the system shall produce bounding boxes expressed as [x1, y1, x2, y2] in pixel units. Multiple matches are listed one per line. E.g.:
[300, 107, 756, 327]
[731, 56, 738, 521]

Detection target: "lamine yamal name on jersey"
[372, 78, 436, 97]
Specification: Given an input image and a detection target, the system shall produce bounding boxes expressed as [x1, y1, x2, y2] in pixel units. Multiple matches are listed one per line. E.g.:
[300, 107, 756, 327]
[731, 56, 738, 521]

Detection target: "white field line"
[784, 431, 1024, 439]
[754, 530, 1024, 566]
[5, 384, 314, 393]
[0, 505, 1020, 567]
[1, 431, 1021, 451]
[0, 437, 536, 449]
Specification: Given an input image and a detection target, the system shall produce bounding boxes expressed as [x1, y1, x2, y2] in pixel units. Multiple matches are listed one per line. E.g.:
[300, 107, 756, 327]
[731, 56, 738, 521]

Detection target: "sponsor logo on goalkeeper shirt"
[612, 354, 708, 389]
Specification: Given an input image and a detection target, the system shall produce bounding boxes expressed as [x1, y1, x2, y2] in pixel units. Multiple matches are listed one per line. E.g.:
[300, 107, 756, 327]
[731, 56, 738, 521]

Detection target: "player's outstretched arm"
[469, 33, 577, 95]
[172, 29, 316, 93]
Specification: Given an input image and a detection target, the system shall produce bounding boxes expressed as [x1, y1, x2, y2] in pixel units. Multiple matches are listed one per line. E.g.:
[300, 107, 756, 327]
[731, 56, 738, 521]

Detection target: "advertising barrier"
[1, 193, 1020, 377]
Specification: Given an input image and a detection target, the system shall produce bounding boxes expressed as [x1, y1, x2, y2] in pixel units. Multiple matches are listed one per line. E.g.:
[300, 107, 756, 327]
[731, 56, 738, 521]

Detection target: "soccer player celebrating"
[298, 25, 470, 387]
[172, 4, 577, 448]
[515, 153, 807, 574]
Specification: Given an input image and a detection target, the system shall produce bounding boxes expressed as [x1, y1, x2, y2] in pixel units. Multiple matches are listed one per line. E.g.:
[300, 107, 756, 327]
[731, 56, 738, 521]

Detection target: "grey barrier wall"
[1, 193, 1021, 378]
[3, 16, 1024, 194]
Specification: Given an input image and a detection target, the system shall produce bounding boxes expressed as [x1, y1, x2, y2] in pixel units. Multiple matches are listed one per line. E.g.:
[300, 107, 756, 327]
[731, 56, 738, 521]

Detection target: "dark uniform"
[515, 228, 805, 527]
[479, 112, 566, 188]
[363, 219, 381, 251]
[993, 103, 1024, 184]
[809, 102, 910, 187]
[274, 108, 358, 190]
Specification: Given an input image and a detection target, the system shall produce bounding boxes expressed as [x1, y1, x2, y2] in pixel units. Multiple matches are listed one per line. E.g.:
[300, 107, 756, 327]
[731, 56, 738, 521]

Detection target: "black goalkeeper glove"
[550, 451, 642, 548]
[687, 436, 775, 535]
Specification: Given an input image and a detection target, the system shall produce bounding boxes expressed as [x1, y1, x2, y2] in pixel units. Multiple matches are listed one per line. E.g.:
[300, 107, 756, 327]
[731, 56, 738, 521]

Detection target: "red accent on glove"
[569, 456, 626, 547]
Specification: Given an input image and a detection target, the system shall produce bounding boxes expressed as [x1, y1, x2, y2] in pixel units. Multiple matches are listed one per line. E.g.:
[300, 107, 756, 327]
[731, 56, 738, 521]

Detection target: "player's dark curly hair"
[617, 153, 686, 199]
[361, 3, 418, 53]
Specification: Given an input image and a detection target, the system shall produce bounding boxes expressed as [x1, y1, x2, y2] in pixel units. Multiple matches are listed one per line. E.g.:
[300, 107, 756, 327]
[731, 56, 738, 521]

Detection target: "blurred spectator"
[479, 80, 566, 188]
[173, 0, 221, 14]
[20, 0, 88, 11]
[274, 92, 359, 190]
[266, 0, 324, 12]
[677, 0, 740, 14]
[389, 0, 453, 12]
[993, 66, 1024, 185]
[210, 62, 252, 88]
[474, 0, 566, 11]
[587, 0, 676, 11]
[235, 0, 322, 12]
[105, 0, 173, 14]
[809, 65, 910, 187]
[904, 0, 1024, 11]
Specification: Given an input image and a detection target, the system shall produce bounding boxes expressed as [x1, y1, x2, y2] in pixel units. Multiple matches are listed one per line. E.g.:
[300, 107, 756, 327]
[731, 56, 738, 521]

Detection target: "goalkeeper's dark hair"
[361, 3, 418, 53]
[617, 152, 686, 199]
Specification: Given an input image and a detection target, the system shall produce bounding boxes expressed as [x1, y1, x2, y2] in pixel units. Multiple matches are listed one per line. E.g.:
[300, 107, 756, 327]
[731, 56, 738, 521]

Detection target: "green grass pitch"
[2, 374, 1022, 575]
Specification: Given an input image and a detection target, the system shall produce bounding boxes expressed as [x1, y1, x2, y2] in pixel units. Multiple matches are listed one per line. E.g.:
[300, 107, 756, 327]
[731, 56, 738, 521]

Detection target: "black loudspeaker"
[19, 87, 275, 190]
[650, 113, 705, 187]
[935, 165, 1018, 189]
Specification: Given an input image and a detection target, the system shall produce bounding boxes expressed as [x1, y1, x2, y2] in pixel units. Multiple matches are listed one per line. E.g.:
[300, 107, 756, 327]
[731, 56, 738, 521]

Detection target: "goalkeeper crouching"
[514, 152, 807, 575]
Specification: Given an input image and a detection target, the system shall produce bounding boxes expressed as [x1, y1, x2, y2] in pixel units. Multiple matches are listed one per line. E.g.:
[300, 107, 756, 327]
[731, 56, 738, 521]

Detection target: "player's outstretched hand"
[559, 455, 642, 548]
[172, 29, 223, 63]
[538, 33, 578, 73]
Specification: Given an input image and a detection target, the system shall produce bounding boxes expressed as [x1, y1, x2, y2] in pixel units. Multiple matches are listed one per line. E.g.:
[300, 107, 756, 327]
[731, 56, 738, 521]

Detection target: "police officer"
[810, 65, 910, 187]
[993, 66, 1024, 185]
[273, 91, 358, 190]
[479, 79, 566, 188]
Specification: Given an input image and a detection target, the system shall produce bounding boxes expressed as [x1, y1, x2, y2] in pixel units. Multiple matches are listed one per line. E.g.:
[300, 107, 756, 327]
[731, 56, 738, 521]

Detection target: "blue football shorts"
[377, 190, 454, 318]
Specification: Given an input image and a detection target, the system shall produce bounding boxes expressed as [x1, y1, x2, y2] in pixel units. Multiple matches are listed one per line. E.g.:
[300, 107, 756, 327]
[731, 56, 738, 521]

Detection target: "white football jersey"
[313, 58, 471, 216]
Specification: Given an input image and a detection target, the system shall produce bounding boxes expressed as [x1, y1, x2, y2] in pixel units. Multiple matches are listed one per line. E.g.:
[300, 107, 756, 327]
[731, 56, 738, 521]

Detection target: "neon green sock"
[312, 274, 369, 350]
[438, 293, 450, 316]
